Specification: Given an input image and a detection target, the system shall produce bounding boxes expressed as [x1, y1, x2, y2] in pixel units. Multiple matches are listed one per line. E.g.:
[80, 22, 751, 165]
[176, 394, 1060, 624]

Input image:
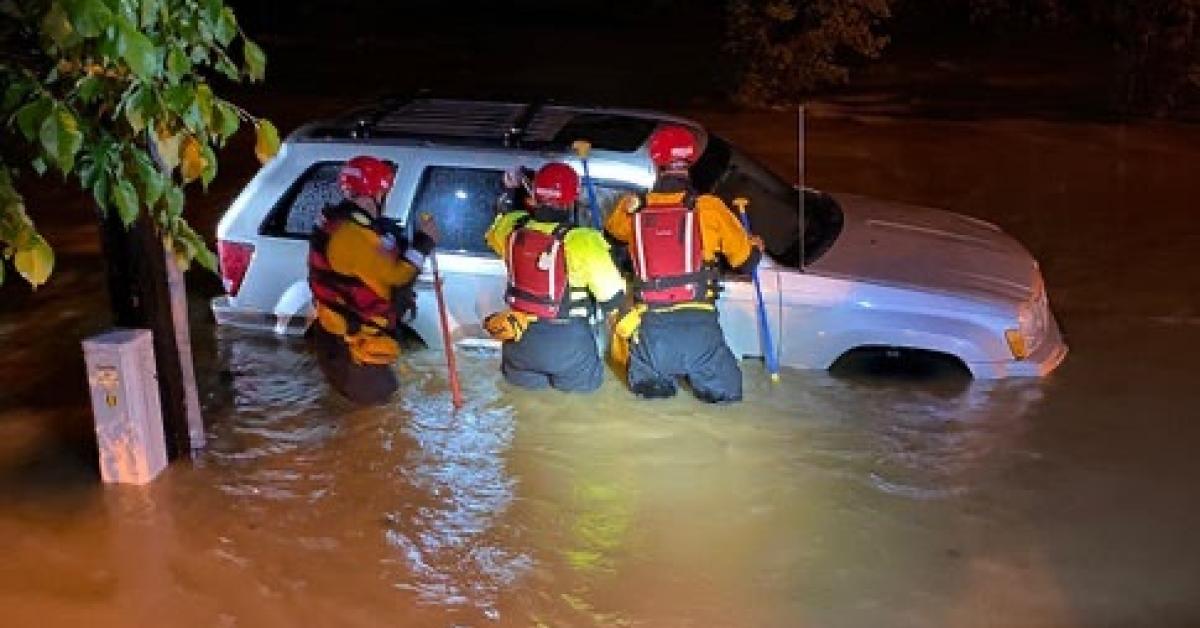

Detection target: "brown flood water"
[2, 106, 1200, 627]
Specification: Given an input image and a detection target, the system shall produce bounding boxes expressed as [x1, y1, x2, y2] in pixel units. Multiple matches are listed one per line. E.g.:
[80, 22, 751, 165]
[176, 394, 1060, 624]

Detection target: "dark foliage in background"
[914, 0, 1200, 114]
[724, 0, 1200, 113]
[238, 0, 1197, 115]
[724, 0, 892, 106]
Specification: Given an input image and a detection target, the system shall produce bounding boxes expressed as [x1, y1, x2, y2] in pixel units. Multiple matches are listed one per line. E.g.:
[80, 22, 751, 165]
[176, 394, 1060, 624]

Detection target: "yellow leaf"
[180, 136, 206, 183]
[254, 119, 280, 165]
[151, 123, 182, 173]
[14, 236, 54, 288]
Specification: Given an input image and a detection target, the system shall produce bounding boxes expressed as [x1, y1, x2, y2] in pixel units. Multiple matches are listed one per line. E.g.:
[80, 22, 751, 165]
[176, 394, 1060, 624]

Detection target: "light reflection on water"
[184, 328, 1052, 625]
[383, 362, 530, 619]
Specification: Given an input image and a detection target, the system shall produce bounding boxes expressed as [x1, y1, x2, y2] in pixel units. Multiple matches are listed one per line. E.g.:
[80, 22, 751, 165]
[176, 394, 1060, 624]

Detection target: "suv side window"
[260, 162, 346, 238]
[410, 166, 505, 255]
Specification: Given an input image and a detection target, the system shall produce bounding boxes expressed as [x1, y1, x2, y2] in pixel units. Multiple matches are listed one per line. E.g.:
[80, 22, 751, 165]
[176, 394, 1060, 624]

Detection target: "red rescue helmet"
[532, 162, 579, 208]
[648, 125, 698, 168]
[339, 156, 395, 198]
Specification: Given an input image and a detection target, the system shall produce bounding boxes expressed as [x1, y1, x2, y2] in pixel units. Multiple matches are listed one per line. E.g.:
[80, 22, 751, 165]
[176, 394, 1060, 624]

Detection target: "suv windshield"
[691, 135, 843, 268]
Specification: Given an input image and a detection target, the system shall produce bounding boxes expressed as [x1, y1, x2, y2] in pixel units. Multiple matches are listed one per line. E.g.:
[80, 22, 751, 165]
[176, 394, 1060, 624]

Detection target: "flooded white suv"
[212, 99, 1066, 378]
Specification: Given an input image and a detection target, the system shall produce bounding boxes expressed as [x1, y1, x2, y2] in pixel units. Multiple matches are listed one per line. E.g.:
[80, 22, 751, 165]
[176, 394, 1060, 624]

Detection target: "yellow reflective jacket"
[486, 210, 626, 315]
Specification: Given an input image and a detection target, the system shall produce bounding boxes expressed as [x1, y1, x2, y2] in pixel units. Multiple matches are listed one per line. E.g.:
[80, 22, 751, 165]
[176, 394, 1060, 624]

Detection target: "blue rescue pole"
[572, 140, 604, 231]
[733, 197, 780, 383]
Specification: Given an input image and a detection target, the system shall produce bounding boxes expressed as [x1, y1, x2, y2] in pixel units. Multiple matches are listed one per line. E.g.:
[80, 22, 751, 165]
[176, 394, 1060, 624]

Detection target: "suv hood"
[810, 193, 1037, 304]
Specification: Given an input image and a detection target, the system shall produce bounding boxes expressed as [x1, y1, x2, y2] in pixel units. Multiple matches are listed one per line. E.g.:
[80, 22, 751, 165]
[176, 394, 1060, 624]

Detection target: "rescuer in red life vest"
[307, 156, 436, 406]
[483, 162, 626, 392]
[605, 125, 763, 403]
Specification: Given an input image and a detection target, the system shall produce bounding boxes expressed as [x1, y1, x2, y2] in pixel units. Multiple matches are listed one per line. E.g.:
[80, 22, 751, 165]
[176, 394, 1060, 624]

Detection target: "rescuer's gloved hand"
[412, 229, 436, 257]
[484, 309, 534, 342]
[495, 189, 520, 215]
[393, 285, 418, 324]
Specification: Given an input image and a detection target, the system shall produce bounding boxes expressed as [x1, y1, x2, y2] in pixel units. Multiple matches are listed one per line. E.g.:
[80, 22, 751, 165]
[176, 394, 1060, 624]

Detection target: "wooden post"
[165, 243, 205, 450]
[97, 209, 200, 458]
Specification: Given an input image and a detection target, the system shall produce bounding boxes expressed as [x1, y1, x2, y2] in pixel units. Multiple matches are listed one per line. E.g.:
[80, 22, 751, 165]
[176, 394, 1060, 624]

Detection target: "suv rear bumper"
[211, 296, 310, 336]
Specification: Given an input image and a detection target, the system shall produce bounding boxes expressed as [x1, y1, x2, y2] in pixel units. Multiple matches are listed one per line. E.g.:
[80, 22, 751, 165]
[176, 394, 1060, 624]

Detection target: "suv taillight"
[217, 240, 254, 297]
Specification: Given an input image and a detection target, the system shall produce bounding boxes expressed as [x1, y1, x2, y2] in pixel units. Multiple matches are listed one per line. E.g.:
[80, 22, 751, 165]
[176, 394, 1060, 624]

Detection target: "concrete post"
[82, 329, 168, 484]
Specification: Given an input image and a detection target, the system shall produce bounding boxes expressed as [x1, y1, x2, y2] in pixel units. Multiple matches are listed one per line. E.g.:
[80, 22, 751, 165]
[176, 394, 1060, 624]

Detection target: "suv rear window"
[411, 166, 505, 255]
[550, 114, 657, 152]
[260, 162, 346, 238]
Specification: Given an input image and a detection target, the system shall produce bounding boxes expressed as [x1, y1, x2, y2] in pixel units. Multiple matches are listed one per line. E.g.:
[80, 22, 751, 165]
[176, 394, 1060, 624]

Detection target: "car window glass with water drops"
[695, 135, 842, 268]
[576, 183, 642, 228]
[260, 162, 348, 238]
[411, 167, 506, 255]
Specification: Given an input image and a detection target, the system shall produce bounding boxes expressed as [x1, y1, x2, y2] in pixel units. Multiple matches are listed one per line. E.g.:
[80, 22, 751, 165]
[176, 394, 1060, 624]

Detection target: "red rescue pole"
[421, 213, 464, 409]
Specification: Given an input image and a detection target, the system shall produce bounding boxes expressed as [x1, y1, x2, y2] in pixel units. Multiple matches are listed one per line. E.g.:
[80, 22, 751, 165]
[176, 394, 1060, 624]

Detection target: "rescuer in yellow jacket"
[483, 162, 625, 392]
[308, 156, 436, 406]
[604, 125, 762, 403]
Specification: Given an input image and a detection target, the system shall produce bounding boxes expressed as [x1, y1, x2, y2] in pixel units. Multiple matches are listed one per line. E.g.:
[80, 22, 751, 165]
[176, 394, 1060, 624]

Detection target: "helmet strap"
[533, 204, 570, 224]
[350, 194, 383, 217]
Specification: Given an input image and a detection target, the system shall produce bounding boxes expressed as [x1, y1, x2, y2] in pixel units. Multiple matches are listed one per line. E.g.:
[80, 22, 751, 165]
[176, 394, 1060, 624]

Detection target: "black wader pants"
[310, 325, 399, 406]
[628, 308, 743, 403]
[502, 317, 603, 393]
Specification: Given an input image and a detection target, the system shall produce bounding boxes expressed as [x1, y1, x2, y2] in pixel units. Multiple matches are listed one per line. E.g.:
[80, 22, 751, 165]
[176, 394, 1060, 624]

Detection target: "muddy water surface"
[2, 108, 1200, 627]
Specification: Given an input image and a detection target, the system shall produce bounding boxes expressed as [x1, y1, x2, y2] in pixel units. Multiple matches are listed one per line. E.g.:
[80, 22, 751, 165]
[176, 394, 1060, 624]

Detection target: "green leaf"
[79, 139, 110, 188]
[14, 97, 52, 142]
[2, 80, 32, 113]
[41, 2, 75, 47]
[91, 169, 110, 212]
[111, 177, 138, 226]
[215, 7, 237, 46]
[122, 84, 152, 133]
[192, 240, 217, 273]
[76, 74, 104, 104]
[253, 118, 279, 164]
[215, 100, 240, 144]
[201, 0, 222, 25]
[177, 222, 217, 273]
[243, 37, 265, 82]
[166, 45, 191, 83]
[117, 18, 157, 79]
[14, 235, 54, 288]
[200, 142, 217, 188]
[163, 82, 192, 115]
[39, 106, 84, 173]
[31, 156, 47, 175]
[133, 150, 164, 206]
[188, 45, 205, 63]
[216, 56, 239, 81]
[138, 0, 159, 28]
[163, 183, 183, 221]
[97, 23, 120, 58]
[195, 82, 214, 127]
[62, 0, 112, 38]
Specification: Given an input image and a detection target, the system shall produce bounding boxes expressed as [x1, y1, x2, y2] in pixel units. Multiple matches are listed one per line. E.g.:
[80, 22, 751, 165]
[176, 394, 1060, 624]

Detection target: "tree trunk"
[98, 210, 202, 459]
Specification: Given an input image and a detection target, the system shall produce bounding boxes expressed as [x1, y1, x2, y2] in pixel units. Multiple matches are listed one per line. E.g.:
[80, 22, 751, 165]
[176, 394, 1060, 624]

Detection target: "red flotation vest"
[631, 196, 716, 306]
[308, 202, 396, 333]
[505, 218, 580, 318]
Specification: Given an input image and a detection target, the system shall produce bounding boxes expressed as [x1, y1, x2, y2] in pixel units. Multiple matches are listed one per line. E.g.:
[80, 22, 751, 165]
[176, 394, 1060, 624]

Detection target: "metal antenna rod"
[798, 104, 806, 272]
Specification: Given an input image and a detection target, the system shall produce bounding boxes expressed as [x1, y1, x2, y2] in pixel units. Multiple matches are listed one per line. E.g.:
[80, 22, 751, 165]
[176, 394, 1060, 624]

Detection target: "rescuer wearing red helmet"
[307, 156, 437, 406]
[482, 162, 626, 392]
[605, 125, 762, 403]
